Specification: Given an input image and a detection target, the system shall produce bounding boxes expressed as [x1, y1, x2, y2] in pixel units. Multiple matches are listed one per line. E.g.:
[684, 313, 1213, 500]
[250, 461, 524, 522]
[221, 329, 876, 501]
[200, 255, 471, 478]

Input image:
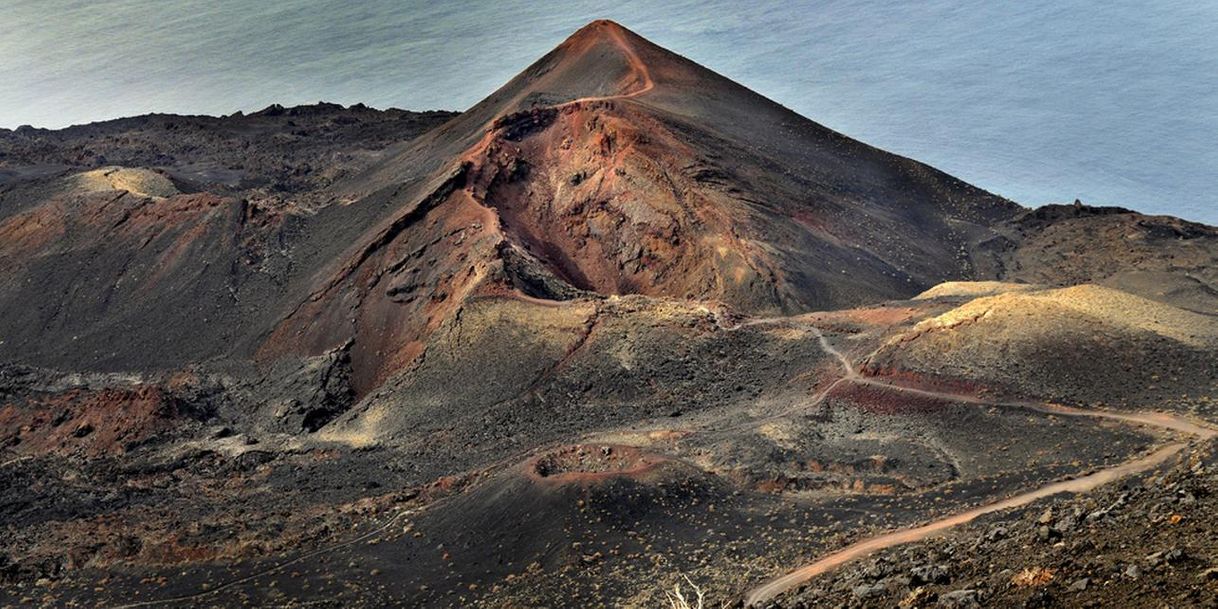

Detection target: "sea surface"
[2, 0, 1215, 223]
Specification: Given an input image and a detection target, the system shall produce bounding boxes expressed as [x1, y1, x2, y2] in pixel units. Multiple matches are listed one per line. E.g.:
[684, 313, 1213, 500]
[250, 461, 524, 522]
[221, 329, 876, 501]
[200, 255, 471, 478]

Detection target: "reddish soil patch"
[858, 367, 989, 399]
[526, 444, 666, 484]
[0, 386, 191, 457]
[829, 381, 952, 415]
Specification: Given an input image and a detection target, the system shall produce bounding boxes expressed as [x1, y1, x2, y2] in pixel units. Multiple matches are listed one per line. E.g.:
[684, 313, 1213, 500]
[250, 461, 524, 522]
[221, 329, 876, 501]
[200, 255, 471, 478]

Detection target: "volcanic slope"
[399, 19, 1027, 309]
[0, 104, 456, 375]
[979, 203, 1218, 315]
[260, 19, 1024, 395]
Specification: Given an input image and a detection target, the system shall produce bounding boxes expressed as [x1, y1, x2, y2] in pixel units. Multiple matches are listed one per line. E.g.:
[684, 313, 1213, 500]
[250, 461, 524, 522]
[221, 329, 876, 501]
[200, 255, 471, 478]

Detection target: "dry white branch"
[664, 574, 704, 609]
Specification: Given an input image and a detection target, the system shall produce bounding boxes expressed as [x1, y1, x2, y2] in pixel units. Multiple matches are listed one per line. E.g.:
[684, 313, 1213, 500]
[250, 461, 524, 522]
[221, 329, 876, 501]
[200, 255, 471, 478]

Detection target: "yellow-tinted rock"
[914, 281, 1041, 300]
[70, 166, 179, 198]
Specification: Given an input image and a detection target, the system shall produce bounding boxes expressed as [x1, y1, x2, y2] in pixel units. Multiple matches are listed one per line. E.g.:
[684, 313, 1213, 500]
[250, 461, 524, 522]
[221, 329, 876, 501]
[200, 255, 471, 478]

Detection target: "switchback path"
[744, 323, 1216, 607]
[563, 24, 655, 105]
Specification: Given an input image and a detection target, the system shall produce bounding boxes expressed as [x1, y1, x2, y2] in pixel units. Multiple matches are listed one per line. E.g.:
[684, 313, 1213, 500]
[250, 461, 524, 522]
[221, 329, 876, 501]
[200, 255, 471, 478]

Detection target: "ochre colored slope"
[865, 283, 1218, 407]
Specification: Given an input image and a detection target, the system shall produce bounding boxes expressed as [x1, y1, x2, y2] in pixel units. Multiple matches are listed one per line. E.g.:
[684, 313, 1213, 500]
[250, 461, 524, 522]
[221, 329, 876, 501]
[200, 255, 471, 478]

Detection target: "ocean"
[2, 0, 1215, 223]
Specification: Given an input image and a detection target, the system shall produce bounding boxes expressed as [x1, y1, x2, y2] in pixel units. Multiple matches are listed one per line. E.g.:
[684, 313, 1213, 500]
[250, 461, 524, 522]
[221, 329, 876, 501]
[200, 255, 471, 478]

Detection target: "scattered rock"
[1036, 508, 1054, 525]
[862, 559, 893, 580]
[983, 526, 1008, 543]
[910, 564, 950, 585]
[853, 583, 886, 600]
[1036, 525, 1059, 542]
[937, 588, 980, 608]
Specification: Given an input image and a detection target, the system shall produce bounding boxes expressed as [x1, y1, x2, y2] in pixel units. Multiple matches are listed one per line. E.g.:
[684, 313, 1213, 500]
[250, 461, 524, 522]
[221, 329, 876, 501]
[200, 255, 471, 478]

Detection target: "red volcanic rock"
[0, 385, 187, 457]
[828, 381, 952, 416]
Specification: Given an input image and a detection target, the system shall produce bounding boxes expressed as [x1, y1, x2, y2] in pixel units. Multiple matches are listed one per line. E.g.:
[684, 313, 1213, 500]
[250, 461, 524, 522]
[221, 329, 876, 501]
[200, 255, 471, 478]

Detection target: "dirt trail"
[850, 375, 1216, 439]
[744, 324, 1216, 607]
[0, 455, 32, 469]
[459, 24, 655, 194]
[563, 25, 655, 106]
[745, 442, 1190, 606]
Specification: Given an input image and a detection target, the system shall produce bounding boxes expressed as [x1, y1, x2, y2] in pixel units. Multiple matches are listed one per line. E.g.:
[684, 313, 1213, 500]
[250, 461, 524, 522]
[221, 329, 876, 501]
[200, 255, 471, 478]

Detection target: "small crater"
[529, 444, 664, 483]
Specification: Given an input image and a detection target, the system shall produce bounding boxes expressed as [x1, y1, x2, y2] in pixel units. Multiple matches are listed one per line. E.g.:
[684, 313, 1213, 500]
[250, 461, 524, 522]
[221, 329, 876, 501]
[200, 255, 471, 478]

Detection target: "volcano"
[0, 21, 1024, 394]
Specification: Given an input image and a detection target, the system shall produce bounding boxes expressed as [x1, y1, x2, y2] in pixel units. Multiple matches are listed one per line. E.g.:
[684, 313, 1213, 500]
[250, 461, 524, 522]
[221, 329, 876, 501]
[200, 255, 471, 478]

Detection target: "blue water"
[2, 1, 1215, 223]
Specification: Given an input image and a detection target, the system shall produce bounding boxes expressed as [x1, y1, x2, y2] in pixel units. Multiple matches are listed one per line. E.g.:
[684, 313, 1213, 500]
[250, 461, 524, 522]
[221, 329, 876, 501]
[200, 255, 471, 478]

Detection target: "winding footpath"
[743, 324, 1216, 607]
[564, 24, 655, 105]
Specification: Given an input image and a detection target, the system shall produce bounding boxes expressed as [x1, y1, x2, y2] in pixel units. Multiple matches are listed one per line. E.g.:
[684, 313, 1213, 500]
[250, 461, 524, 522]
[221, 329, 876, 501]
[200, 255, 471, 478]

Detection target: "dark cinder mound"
[978, 203, 1218, 315]
[0, 103, 454, 375]
[356, 20, 1020, 312]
